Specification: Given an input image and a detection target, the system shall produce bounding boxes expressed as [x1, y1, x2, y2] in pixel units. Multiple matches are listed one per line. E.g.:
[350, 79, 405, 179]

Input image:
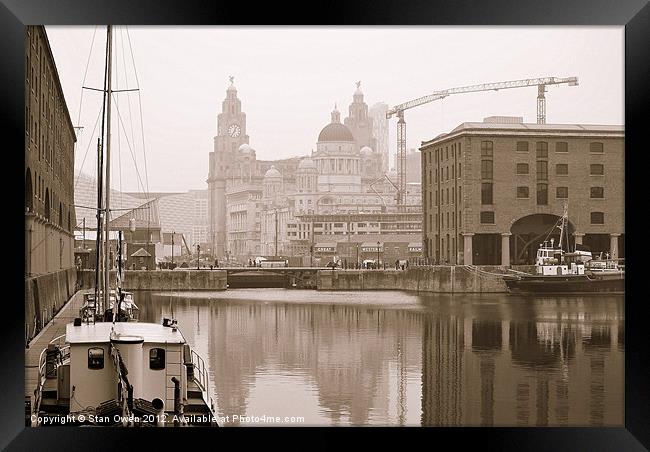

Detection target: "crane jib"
[386, 76, 578, 117]
[386, 75, 579, 209]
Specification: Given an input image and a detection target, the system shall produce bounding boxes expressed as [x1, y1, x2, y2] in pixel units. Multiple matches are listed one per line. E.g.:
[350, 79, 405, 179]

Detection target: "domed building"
[313, 105, 362, 193]
[205, 79, 421, 264]
[263, 165, 283, 199]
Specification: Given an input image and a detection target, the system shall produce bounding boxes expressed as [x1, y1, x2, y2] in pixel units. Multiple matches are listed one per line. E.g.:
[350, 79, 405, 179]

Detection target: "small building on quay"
[419, 116, 624, 265]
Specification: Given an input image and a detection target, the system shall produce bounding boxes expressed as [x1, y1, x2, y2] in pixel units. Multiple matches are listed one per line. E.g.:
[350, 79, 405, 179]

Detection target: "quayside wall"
[77, 269, 228, 291]
[316, 265, 536, 293]
[25, 267, 77, 344]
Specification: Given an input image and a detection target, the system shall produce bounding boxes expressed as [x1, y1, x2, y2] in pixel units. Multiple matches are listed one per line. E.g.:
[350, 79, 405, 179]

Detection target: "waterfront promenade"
[25, 290, 86, 404]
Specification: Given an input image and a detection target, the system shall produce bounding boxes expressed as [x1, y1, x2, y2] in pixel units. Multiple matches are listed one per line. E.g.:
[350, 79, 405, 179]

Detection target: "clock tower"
[207, 77, 250, 259]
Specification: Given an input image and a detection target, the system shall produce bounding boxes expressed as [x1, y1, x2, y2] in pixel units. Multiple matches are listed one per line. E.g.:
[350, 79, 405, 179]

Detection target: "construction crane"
[386, 76, 579, 205]
[368, 173, 400, 210]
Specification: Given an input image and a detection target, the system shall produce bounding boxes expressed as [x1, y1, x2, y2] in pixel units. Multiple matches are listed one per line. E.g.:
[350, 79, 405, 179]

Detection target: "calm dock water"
[134, 289, 624, 426]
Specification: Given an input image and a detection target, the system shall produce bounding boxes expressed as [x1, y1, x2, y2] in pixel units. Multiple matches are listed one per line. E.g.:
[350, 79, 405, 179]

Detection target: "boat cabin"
[534, 240, 585, 276]
[65, 322, 188, 416]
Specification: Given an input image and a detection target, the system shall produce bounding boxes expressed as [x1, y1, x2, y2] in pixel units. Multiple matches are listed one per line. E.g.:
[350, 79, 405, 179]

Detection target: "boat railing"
[33, 334, 70, 419]
[190, 349, 209, 395]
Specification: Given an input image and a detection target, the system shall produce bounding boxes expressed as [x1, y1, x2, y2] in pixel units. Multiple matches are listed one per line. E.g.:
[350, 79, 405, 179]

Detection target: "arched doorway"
[510, 214, 575, 265]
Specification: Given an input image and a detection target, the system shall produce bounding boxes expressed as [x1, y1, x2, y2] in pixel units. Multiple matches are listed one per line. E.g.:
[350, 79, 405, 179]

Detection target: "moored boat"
[504, 205, 624, 295]
[29, 26, 217, 427]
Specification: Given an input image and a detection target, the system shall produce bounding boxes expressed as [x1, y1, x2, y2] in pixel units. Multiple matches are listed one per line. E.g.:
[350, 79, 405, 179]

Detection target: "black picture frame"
[2, 0, 648, 449]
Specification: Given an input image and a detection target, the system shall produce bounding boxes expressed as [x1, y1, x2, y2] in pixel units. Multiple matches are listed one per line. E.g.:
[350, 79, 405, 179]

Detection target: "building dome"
[360, 146, 373, 156]
[298, 157, 317, 171]
[264, 165, 282, 179]
[318, 123, 354, 142]
[239, 143, 252, 153]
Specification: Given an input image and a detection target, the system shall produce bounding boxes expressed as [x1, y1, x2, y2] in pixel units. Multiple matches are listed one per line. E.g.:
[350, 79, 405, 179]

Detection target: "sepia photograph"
[2, 0, 644, 445]
[21, 24, 628, 429]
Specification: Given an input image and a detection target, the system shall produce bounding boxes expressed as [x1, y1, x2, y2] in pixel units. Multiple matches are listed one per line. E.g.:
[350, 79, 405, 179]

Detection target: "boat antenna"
[558, 203, 567, 251]
[103, 25, 114, 321]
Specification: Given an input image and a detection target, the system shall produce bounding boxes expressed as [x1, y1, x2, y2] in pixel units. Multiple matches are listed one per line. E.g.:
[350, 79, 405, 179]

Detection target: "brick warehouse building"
[25, 26, 76, 276]
[420, 117, 624, 266]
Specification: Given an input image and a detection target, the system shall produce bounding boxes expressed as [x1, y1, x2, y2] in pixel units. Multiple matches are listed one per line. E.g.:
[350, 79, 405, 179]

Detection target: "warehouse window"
[591, 212, 605, 224]
[480, 211, 495, 224]
[516, 186, 529, 198]
[590, 164, 604, 175]
[516, 141, 529, 152]
[556, 187, 569, 199]
[537, 183, 548, 205]
[537, 160, 548, 180]
[590, 187, 604, 198]
[555, 142, 568, 153]
[556, 164, 568, 175]
[481, 183, 493, 205]
[536, 142, 548, 159]
[481, 160, 493, 179]
[481, 141, 493, 157]
[516, 163, 529, 175]
[590, 142, 604, 153]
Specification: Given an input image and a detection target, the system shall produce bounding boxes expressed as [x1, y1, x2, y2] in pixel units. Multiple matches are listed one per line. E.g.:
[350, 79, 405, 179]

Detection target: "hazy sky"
[45, 26, 624, 193]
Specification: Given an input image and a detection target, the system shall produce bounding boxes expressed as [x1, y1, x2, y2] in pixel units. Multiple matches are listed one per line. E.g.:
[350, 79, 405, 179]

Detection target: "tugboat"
[29, 26, 218, 427]
[503, 205, 624, 294]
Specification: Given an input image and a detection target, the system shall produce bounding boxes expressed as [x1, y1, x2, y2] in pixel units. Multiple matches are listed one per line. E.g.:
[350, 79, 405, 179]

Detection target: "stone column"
[574, 233, 584, 245]
[610, 234, 620, 259]
[501, 232, 511, 267]
[463, 233, 474, 265]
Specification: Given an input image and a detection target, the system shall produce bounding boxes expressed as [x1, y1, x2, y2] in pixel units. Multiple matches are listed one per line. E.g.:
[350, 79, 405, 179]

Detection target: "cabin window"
[149, 348, 166, 370]
[88, 347, 104, 369]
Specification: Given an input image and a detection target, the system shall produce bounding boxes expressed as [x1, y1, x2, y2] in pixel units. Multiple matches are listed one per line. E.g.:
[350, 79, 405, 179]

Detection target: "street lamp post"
[171, 231, 175, 267]
[197, 244, 200, 270]
[377, 241, 381, 270]
[356, 244, 359, 269]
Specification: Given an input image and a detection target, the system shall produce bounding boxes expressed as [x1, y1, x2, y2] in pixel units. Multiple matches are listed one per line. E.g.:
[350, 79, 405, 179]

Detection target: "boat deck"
[25, 290, 87, 404]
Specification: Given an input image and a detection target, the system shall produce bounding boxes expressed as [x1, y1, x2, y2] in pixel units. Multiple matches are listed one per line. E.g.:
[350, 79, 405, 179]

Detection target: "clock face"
[228, 124, 241, 138]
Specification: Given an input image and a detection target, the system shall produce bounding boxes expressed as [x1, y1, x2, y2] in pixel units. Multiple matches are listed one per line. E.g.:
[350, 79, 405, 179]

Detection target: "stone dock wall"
[316, 265, 536, 292]
[25, 267, 77, 344]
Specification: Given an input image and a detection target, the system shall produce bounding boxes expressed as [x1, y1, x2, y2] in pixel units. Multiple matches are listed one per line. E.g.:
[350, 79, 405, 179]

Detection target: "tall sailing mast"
[102, 25, 114, 318]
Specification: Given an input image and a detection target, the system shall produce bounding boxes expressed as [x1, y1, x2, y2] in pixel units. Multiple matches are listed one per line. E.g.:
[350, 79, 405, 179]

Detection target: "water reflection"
[135, 290, 623, 426]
